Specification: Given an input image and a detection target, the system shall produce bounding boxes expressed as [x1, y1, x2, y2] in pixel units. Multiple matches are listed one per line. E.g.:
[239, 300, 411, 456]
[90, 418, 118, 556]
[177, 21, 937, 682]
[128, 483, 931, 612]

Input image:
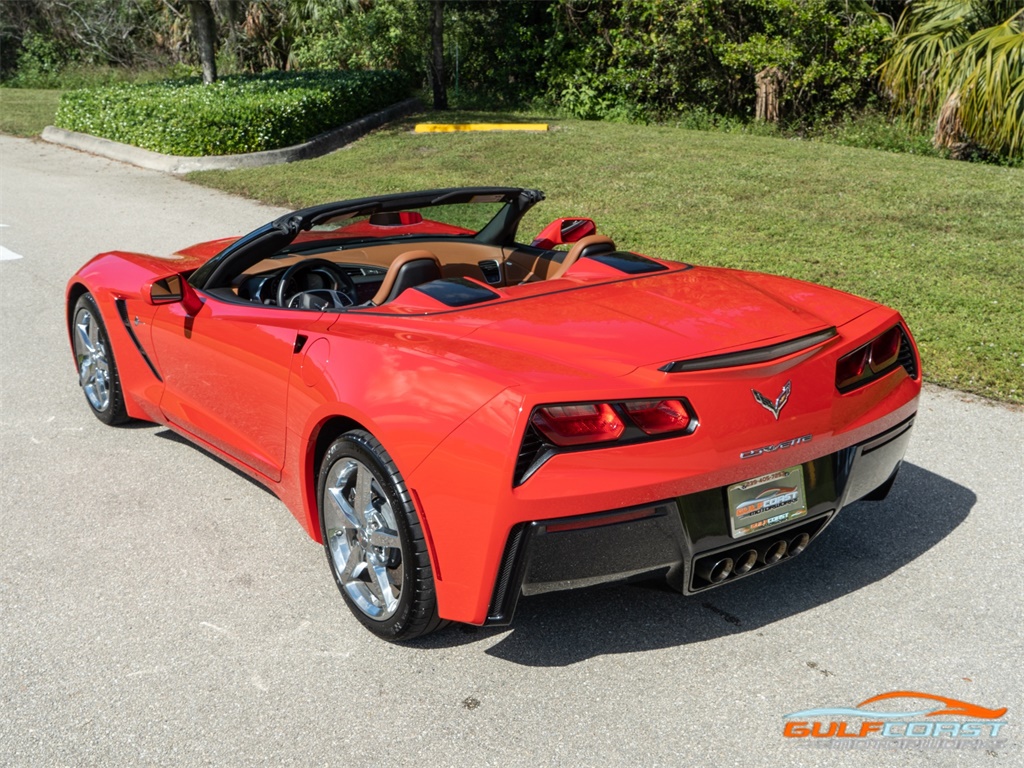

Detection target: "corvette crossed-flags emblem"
[752, 380, 791, 420]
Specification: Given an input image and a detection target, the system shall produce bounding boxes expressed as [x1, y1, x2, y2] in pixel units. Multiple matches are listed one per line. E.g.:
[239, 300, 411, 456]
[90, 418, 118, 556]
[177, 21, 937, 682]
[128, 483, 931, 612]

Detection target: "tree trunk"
[755, 66, 783, 123]
[187, 1, 218, 84]
[429, 0, 447, 110]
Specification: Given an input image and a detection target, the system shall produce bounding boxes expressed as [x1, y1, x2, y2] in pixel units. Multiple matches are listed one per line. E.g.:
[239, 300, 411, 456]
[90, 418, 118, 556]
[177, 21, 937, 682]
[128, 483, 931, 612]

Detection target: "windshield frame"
[191, 187, 544, 291]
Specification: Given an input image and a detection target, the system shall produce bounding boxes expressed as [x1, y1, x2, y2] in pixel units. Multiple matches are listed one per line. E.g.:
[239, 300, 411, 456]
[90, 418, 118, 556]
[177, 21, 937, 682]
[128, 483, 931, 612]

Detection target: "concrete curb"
[40, 97, 422, 175]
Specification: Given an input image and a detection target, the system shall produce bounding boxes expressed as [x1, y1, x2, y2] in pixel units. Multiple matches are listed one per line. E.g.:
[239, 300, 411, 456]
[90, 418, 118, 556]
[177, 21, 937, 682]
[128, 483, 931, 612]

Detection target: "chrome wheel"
[323, 457, 404, 620]
[74, 306, 111, 412]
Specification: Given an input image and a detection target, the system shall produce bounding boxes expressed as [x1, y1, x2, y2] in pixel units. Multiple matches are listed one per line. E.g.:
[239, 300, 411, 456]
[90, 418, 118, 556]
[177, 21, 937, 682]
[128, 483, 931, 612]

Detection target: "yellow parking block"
[414, 123, 549, 133]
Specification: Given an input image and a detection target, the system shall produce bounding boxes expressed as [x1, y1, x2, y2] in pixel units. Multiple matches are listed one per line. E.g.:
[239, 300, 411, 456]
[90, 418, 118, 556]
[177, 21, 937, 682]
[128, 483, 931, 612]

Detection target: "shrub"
[6, 32, 74, 89]
[54, 69, 410, 156]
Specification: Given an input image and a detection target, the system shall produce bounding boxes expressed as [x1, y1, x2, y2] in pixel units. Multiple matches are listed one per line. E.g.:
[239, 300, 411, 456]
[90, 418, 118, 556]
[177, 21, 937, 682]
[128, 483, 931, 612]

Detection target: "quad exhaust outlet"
[690, 517, 828, 592]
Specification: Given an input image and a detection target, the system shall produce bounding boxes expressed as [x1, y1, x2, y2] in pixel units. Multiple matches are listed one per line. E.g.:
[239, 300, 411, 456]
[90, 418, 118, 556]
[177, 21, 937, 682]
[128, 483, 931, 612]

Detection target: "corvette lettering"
[740, 434, 812, 459]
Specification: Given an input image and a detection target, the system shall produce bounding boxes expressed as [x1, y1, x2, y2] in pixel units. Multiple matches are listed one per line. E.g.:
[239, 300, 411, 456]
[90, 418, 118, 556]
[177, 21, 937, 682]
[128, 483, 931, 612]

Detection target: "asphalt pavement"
[1, 134, 1021, 766]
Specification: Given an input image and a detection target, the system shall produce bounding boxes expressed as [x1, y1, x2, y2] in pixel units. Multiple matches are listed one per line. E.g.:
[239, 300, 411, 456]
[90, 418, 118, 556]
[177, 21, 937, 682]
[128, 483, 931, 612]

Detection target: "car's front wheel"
[72, 292, 128, 426]
[318, 430, 444, 641]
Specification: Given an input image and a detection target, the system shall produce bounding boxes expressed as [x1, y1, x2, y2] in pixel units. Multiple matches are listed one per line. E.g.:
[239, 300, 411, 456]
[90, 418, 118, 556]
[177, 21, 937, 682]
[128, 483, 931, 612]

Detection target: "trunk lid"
[453, 266, 875, 376]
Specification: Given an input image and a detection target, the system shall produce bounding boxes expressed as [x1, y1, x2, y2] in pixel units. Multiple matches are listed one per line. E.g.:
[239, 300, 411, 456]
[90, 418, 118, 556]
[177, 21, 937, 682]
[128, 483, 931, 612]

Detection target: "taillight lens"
[836, 346, 870, 390]
[531, 403, 624, 446]
[623, 399, 693, 435]
[869, 326, 901, 371]
[836, 325, 904, 391]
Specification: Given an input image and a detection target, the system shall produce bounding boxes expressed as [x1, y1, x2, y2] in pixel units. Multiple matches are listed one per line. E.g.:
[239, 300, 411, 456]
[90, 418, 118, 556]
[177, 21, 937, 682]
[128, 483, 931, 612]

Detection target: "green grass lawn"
[0, 88, 61, 136]
[191, 111, 1024, 403]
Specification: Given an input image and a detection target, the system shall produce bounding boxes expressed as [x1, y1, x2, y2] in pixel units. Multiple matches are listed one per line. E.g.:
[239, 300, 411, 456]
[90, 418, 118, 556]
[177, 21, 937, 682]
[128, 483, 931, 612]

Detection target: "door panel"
[150, 299, 319, 481]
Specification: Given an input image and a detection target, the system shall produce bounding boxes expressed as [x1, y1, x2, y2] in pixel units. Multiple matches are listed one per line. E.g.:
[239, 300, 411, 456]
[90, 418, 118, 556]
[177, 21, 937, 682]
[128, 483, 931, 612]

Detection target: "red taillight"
[869, 326, 901, 370]
[836, 325, 904, 391]
[836, 346, 869, 389]
[531, 403, 625, 446]
[623, 399, 693, 435]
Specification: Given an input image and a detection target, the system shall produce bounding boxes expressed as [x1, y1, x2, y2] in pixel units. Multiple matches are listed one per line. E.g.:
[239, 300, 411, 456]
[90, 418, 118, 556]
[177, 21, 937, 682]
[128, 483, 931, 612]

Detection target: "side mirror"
[530, 217, 597, 250]
[144, 274, 203, 315]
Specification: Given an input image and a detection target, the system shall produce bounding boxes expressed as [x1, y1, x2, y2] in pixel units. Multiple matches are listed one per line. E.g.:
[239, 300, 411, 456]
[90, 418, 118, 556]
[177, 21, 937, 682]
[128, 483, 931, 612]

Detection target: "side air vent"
[897, 326, 919, 380]
[478, 259, 502, 285]
[114, 298, 162, 381]
[513, 423, 552, 486]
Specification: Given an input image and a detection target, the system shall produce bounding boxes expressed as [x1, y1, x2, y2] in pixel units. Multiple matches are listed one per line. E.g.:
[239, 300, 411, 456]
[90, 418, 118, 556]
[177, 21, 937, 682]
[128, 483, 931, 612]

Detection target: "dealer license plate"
[727, 465, 808, 538]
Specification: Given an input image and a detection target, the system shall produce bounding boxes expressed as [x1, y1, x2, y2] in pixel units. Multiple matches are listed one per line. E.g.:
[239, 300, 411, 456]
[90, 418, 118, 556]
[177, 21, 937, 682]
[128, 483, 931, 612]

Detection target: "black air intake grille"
[513, 424, 548, 486]
[898, 326, 918, 379]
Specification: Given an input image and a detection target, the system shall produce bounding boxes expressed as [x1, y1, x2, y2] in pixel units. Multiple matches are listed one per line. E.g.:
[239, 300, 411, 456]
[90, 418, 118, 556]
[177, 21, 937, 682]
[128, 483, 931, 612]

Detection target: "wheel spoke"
[353, 467, 374, 522]
[339, 542, 366, 583]
[76, 319, 96, 355]
[368, 564, 398, 613]
[94, 371, 108, 401]
[368, 527, 400, 549]
[326, 485, 361, 530]
[79, 358, 94, 386]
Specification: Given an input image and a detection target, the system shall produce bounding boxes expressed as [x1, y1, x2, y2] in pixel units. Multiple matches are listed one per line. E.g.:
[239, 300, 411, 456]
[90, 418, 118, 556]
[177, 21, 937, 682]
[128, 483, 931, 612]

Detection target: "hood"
[444, 266, 877, 377]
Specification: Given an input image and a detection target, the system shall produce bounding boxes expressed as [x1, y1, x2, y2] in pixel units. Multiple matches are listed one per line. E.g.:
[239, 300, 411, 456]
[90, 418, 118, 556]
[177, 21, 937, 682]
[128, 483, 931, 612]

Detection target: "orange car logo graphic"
[787, 691, 1007, 720]
[735, 487, 799, 518]
[783, 691, 1008, 742]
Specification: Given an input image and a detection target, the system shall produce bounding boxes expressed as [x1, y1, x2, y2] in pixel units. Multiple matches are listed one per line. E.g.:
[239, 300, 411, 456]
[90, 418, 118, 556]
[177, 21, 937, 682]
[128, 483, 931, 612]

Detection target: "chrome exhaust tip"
[734, 549, 758, 575]
[699, 557, 734, 583]
[762, 540, 788, 565]
[789, 532, 810, 557]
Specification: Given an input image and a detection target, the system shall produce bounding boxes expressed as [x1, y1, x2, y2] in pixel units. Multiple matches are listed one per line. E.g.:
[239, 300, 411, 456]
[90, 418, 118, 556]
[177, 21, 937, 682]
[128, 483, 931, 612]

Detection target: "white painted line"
[0, 245, 24, 261]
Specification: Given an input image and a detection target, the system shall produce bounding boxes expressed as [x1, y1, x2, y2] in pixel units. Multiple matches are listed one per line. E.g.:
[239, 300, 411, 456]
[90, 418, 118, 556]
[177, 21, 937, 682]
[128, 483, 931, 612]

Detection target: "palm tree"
[878, 0, 1024, 158]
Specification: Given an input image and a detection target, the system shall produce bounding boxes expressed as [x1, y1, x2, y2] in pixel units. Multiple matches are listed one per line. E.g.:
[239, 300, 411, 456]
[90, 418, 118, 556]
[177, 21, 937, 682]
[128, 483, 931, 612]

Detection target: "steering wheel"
[276, 258, 358, 308]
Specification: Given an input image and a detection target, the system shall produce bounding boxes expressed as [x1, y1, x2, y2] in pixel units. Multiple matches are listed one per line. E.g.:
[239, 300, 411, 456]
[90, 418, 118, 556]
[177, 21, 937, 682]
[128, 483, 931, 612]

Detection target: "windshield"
[295, 201, 508, 246]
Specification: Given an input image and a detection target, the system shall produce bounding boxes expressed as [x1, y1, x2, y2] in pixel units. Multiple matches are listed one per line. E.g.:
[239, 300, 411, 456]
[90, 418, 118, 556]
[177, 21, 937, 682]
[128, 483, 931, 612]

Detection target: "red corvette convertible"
[66, 187, 920, 640]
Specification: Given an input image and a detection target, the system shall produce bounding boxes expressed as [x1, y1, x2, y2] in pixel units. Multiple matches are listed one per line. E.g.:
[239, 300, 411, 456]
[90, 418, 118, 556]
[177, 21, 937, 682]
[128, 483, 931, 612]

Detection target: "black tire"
[71, 293, 129, 426]
[318, 430, 445, 641]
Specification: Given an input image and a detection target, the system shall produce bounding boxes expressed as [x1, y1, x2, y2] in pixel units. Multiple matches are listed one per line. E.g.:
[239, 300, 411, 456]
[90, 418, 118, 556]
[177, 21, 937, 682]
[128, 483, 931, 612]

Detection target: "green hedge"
[54, 69, 410, 156]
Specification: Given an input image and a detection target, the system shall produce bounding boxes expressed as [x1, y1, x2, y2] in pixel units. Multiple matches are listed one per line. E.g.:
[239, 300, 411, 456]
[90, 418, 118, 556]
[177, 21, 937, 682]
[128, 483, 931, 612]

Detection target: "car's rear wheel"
[318, 430, 444, 641]
[72, 293, 128, 426]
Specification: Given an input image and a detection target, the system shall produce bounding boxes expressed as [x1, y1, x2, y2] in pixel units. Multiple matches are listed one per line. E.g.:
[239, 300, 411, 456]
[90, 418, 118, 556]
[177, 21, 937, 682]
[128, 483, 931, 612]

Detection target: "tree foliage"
[10, 0, 1019, 161]
[879, 1, 1024, 157]
[541, 0, 890, 123]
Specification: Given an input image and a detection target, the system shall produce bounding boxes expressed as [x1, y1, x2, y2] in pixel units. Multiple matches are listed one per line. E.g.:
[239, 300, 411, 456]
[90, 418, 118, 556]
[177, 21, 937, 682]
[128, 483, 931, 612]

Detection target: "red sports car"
[66, 187, 920, 640]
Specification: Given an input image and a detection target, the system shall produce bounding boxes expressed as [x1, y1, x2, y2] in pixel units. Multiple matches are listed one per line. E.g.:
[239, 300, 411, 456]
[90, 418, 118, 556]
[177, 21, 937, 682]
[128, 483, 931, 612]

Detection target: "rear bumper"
[485, 412, 915, 625]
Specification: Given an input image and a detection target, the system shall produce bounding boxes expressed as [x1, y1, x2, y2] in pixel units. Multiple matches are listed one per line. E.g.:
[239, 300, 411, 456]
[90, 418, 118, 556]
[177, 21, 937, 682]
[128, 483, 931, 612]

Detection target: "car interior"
[231, 232, 620, 311]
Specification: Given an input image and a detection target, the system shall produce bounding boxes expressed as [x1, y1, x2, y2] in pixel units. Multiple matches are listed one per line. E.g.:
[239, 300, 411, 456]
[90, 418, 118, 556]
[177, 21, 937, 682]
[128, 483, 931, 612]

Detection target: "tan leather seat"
[371, 250, 443, 305]
[548, 235, 616, 280]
